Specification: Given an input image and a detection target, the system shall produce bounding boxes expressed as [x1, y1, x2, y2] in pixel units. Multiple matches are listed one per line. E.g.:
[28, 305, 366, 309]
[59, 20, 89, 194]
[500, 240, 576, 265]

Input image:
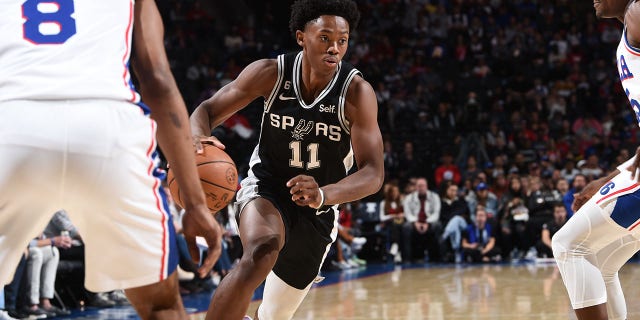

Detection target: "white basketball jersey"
[0, 0, 141, 104]
[617, 28, 640, 126]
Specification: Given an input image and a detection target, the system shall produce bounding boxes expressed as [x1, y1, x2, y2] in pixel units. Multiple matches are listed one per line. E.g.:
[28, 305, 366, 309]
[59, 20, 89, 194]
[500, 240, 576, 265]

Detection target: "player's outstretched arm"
[190, 59, 278, 138]
[289, 77, 384, 208]
[131, 0, 220, 277]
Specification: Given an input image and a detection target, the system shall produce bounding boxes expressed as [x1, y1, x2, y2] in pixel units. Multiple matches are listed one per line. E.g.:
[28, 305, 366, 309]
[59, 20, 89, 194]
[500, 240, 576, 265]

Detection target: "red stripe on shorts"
[595, 183, 640, 205]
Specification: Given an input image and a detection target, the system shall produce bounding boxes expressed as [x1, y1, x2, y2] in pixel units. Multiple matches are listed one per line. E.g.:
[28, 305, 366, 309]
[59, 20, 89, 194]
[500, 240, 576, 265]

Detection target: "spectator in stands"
[383, 139, 400, 181]
[45, 210, 127, 308]
[560, 159, 580, 182]
[461, 155, 482, 184]
[462, 205, 501, 263]
[491, 173, 509, 200]
[402, 177, 441, 262]
[439, 182, 471, 263]
[555, 178, 570, 200]
[2, 253, 28, 319]
[25, 231, 70, 317]
[499, 176, 529, 260]
[331, 228, 367, 270]
[536, 202, 567, 258]
[379, 184, 405, 263]
[487, 155, 507, 179]
[572, 113, 604, 141]
[398, 141, 419, 184]
[434, 150, 462, 188]
[466, 182, 498, 219]
[526, 176, 562, 257]
[562, 174, 587, 219]
[579, 154, 604, 180]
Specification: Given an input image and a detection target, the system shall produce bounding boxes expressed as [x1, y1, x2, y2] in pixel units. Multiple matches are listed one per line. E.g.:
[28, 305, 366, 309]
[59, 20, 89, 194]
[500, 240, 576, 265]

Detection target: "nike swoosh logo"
[278, 93, 297, 100]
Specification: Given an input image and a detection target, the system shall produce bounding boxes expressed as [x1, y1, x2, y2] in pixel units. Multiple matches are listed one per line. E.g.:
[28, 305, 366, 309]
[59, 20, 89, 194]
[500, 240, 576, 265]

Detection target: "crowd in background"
[155, 0, 634, 265]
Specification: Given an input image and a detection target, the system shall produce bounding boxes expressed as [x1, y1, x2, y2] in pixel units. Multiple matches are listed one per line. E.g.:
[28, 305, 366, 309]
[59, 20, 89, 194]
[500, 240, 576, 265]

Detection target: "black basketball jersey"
[246, 52, 361, 198]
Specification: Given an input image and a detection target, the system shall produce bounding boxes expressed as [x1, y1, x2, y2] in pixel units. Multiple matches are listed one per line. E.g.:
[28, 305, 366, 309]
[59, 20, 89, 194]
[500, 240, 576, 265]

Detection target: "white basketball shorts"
[0, 100, 177, 292]
[553, 155, 640, 313]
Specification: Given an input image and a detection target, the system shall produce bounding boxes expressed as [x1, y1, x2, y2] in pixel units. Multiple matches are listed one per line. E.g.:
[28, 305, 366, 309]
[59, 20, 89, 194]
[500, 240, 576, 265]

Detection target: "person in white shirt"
[402, 177, 441, 262]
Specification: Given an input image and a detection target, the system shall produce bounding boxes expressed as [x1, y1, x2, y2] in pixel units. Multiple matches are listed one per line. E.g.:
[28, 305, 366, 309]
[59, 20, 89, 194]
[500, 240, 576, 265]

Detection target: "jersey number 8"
[22, 0, 76, 45]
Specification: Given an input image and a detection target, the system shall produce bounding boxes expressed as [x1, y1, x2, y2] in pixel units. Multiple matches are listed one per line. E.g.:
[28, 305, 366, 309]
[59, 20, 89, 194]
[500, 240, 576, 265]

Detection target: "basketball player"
[0, 1, 221, 319]
[552, 1, 640, 320]
[190, 0, 384, 318]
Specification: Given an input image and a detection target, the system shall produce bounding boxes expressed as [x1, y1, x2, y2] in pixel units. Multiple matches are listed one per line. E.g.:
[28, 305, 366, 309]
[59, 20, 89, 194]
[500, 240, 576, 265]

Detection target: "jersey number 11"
[289, 141, 321, 170]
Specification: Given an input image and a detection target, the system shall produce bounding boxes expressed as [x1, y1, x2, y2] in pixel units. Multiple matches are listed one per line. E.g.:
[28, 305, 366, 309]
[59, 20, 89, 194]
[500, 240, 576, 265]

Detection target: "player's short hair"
[289, 0, 360, 38]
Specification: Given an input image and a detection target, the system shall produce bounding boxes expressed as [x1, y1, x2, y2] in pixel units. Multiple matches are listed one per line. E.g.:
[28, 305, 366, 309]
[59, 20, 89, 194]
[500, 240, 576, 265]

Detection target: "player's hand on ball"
[286, 175, 325, 209]
[181, 205, 223, 278]
[627, 146, 640, 181]
[193, 135, 225, 154]
[572, 177, 606, 213]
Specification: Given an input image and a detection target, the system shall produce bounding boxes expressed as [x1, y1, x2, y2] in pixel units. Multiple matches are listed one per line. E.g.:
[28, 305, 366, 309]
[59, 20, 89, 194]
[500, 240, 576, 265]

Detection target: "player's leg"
[125, 271, 187, 320]
[255, 271, 313, 320]
[0, 101, 65, 286]
[591, 234, 640, 320]
[552, 194, 637, 320]
[255, 204, 338, 320]
[63, 102, 187, 319]
[206, 198, 285, 320]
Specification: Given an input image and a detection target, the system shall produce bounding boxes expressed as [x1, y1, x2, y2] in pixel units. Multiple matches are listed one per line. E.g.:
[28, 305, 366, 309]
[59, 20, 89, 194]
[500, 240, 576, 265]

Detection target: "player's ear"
[295, 30, 304, 46]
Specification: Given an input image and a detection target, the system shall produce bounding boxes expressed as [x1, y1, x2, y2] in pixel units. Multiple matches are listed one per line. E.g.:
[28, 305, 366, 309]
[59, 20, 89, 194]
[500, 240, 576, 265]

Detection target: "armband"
[313, 188, 325, 210]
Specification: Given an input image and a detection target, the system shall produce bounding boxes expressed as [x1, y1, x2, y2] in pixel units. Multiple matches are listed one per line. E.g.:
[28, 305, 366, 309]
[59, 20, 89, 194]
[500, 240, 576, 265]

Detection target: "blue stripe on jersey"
[625, 29, 640, 54]
[156, 169, 179, 276]
[610, 192, 640, 228]
[136, 101, 151, 115]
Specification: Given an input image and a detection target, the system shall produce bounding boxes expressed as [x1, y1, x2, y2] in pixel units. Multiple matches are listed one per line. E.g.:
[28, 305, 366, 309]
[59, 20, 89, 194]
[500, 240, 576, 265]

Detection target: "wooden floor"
[76, 261, 640, 319]
[241, 262, 640, 320]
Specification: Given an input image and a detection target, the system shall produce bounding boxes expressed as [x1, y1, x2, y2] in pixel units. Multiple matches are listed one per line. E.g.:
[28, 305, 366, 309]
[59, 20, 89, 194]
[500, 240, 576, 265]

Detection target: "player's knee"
[551, 229, 569, 260]
[245, 234, 282, 268]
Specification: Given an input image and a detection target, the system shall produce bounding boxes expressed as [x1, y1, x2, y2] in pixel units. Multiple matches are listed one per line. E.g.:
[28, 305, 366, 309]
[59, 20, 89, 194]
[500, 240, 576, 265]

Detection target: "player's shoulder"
[626, 1, 640, 46]
[345, 73, 375, 99]
[237, 58, 279, 94]
[243, 58, 278, 77]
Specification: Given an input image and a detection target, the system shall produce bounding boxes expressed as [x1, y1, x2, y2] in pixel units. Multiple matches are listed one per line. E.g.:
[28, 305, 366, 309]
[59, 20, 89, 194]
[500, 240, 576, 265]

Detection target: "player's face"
[297, 15, 350, 74]
[593, 0, 628, 18]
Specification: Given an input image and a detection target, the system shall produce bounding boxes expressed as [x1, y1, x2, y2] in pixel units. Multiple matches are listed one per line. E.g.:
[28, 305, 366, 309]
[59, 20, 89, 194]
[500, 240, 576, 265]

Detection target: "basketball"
[167, 142, 238, 213]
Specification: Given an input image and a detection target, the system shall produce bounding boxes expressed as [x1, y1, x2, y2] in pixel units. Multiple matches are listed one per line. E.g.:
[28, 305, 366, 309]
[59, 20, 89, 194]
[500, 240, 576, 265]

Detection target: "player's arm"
[572, 169, 619, 212]
[626, 1, 640, 48]
[288, 77, 384, 208]
[324, 77, 384, 204]
[130, 0, 220, 277]
[190, 59, 278, 137]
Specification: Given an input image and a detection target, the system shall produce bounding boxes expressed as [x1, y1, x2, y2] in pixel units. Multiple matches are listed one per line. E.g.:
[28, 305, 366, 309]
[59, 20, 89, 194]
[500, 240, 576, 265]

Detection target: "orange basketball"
[167, 143, 238, 213]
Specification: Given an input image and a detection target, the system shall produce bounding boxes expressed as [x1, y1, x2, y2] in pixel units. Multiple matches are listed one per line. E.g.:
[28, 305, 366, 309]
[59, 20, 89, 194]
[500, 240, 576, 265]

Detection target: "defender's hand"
[181, 205, 222, 278]
[572, 178, 607, 213]
[286, 175, 324, 208]
[193, 135, 226, 154]
[627, 146, 640, 181]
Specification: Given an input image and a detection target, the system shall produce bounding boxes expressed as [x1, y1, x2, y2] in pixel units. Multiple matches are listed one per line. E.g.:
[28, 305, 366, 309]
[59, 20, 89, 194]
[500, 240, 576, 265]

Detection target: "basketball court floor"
[52, 261, 640, 319]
